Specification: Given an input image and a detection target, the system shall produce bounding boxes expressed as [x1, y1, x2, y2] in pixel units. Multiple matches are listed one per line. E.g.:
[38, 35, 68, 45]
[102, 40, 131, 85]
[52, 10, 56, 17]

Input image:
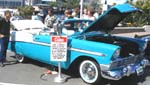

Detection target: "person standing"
[44, 8, 57, 29]
[64, 9, 73, 20]
[81, 8, 89, 19]
[0, 10, 11, 67]
[72, 7, 80, 19]
[87, 8, 96, 21]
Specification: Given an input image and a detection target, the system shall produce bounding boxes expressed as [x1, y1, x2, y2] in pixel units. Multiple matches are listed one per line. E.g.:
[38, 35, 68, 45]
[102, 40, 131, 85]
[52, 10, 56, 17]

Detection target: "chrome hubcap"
[82, 63, 96, 80]
[16, 54, 24, 62]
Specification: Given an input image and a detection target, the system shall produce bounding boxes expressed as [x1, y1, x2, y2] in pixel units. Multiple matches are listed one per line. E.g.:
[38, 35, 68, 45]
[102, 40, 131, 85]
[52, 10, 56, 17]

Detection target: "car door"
[32, 35, 51, 64]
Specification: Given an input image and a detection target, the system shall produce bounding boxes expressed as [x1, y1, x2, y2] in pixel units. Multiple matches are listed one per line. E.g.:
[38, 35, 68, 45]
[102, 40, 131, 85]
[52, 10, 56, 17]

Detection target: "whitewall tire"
[15, 54, 25, 63]
[79, 60, 101, 84]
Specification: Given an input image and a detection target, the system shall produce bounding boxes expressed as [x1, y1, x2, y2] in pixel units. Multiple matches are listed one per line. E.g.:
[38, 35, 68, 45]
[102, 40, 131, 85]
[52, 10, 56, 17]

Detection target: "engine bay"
[86, 35, 140, 57]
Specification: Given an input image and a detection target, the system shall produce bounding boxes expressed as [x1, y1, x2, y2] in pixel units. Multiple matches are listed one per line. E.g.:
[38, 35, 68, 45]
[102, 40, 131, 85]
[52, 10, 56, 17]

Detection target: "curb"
[143, 25, 150, 32]
[111, 27, 144, 34]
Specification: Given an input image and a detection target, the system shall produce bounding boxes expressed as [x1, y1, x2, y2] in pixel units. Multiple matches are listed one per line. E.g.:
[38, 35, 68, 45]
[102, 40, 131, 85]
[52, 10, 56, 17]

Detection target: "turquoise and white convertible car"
[8, 4, 149, 84]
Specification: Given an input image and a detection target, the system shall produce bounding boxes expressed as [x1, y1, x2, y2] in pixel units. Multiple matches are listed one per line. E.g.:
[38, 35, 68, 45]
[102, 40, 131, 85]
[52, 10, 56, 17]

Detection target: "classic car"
[8, 4, 149, 84]
[135, 34, 150, 60]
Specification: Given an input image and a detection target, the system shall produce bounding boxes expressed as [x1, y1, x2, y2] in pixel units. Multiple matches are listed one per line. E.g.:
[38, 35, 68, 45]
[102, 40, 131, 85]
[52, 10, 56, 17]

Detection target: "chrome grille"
[110, 54, 144, 69]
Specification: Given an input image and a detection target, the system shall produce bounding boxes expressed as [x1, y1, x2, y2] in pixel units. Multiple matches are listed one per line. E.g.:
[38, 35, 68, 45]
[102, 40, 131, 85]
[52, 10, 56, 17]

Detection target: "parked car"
[135, 34, 150, 60]
[8, 4, 149, 84]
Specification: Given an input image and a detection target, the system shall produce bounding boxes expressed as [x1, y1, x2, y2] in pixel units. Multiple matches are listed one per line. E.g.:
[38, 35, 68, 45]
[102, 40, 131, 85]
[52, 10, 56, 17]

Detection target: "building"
[25, 0, 56, 5]
[41, 0, 56, 4]
[0, 0, 25, 8]
[25, 0, 41, 6]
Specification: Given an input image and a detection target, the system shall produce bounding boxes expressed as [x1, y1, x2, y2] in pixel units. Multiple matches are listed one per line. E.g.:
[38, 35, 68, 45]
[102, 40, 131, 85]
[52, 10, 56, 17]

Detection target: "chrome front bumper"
[100, 59, 149, 80]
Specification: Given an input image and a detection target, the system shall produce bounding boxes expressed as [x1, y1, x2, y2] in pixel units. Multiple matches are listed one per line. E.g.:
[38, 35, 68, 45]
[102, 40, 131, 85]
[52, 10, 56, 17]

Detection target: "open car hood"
[82, 4, 141, 34]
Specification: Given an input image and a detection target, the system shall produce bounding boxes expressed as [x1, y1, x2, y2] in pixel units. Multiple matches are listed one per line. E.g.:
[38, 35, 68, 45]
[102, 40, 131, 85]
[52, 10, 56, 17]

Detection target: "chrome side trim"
[10, 40, 106, 57]
[10, 40, 51, 46]
[32, 41, 51, 46]
[70, 48, 106, 57]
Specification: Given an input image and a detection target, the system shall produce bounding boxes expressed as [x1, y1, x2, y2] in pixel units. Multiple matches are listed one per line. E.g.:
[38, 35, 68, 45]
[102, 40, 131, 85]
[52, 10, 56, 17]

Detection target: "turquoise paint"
[8, 34, 119, 69]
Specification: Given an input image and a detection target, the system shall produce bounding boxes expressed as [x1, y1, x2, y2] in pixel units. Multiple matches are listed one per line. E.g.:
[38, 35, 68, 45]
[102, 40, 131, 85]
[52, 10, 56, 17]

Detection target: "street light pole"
[29, 0, 32, 6]
[80, 0, 83, 18]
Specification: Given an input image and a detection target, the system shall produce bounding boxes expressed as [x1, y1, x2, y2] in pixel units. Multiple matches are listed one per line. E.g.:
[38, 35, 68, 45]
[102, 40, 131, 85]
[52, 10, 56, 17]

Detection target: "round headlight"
[112, 48, 120, 60]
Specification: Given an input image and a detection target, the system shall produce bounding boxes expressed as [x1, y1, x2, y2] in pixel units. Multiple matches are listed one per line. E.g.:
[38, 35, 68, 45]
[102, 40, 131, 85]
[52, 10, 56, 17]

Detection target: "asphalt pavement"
[0, 50, 150, 85]
[0, 51, 88, 85]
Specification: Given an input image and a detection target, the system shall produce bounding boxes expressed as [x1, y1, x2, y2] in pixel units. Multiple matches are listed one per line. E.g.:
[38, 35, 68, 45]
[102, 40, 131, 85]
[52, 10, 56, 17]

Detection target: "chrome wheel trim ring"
[79, 60, 98, 83]
[16, 54, 24, 63]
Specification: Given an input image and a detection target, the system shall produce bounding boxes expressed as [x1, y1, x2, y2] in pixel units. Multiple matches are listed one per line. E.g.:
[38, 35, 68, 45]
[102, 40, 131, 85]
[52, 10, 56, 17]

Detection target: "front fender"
[65, 39, 120, 68]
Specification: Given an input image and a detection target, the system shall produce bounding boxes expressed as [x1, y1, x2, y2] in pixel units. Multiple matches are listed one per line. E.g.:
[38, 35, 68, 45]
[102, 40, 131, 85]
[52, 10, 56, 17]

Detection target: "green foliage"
[122, 0, 150, 26]
[134, 0, 150, 25]
[134, 0, 150, 16]
[62, 0, 80, 8]
[17, 6, 34, 19]
[49, 2, 57, 7]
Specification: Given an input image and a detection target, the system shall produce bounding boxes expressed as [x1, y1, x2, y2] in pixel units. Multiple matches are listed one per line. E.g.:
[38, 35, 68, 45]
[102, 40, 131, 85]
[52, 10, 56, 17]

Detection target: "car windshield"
[62, 20, 93, 35]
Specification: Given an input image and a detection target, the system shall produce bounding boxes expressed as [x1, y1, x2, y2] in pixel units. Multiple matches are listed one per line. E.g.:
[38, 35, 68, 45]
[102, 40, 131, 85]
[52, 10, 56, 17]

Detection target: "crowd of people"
[31, 6, 101, 29]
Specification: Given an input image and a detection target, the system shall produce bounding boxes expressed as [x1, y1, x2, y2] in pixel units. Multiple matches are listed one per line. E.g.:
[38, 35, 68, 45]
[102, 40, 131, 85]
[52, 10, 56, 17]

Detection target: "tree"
[49, 1, 57, 7]
[131, 0, 150, 26]
[122, 0, 150, 26]
[133, 0, 150, 25]
[58, 0, 80, 9]
[17, 6, 34, 19]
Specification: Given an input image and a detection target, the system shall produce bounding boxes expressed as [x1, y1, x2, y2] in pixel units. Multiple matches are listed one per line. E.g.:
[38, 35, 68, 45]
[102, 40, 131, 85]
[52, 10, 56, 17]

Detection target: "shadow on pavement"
[3, 56, 18, 66]
[3, 61, 18, 66]
[9, 55, 150, 85]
